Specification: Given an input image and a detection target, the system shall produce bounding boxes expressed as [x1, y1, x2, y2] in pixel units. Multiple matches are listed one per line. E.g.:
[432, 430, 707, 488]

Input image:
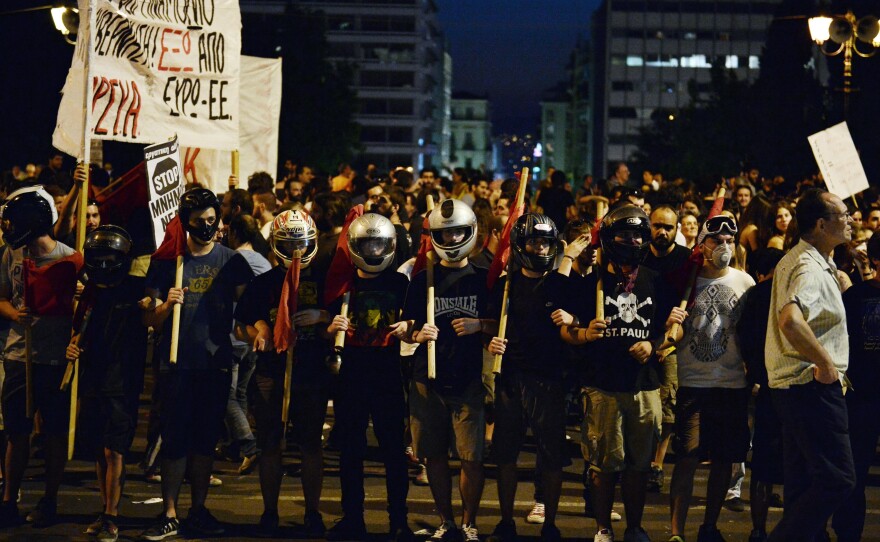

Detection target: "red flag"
[670, 192, 728, 308]
[273, 257, 301, 353]
[487, 193, 526, 290]
[151, 216, 186, 261]
[23, 253, 84, 317]
[323, 205, 364, 305]
[92, 162, 149, 230]
[410, 214, 434, 277]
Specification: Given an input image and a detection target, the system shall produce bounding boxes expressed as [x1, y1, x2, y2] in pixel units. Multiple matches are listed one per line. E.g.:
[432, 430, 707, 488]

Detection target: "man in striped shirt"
[764, 188, 855, 542]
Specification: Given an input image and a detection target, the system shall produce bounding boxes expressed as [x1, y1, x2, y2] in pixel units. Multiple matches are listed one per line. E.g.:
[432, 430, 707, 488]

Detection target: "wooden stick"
[61, 309, 92, 390]
[595, 247, 605, 321]
[169, 254, 184, 364]
[425, 195, 437, 379]
[231, 150, 240, 182]
[334, 291, 351, 351]
[665, 264, 698, 345]
[282, 348, 293, 427]
[492, 167, 529, 375]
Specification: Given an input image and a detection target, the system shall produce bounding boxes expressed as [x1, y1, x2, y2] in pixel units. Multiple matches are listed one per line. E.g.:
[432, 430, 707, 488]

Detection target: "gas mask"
[711, 243, 733, 269]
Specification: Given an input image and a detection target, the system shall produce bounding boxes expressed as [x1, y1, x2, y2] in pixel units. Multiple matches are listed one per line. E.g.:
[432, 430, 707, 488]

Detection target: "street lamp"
[808, 10, 879, 113]
[0, 1, 78, 44]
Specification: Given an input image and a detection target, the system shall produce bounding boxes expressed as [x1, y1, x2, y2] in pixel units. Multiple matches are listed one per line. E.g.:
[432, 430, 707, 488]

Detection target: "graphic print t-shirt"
[677, 268, 754, 388]
[403, 264, 489, 395]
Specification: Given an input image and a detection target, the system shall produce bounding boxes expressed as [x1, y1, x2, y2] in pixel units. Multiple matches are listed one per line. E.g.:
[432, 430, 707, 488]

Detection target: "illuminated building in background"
[449, 92, 494, 172]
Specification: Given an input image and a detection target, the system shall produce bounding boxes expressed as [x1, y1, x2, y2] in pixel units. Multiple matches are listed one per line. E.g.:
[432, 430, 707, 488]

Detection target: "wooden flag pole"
[281, 348, 293, 443]
[333, 291, 351, 353]
[492, 167, 529, 375]
[425, 195, 437, 379]
[231, 150, 240, 185]
[594, 200, 608, 321]
[61, 308, 92, 391]
[169, 256, 184, 364]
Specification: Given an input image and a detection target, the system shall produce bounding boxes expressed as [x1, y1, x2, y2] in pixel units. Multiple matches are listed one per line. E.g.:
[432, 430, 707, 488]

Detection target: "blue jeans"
[768, 381, 855, 542]
[225, 346, 258, 458]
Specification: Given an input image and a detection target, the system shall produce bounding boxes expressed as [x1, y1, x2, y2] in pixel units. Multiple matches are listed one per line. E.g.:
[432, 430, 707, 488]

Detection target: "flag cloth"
[92, 163, 150, 230]
[23, 253, 84, 317]
[323, 205, 364, 305]
[273, 257, 301, 353]
[487, 175, 527, 289]
[410, 214, 434, 277]
[151, 216, 186, 261]
[669, 192, 727, 308]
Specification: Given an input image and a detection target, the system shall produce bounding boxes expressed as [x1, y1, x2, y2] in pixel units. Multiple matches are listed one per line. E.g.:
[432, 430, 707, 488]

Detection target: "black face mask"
[184, 221, 219, 244]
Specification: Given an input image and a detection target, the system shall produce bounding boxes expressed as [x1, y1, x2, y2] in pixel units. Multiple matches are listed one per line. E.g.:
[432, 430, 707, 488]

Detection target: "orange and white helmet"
[271, 209, 318, 267]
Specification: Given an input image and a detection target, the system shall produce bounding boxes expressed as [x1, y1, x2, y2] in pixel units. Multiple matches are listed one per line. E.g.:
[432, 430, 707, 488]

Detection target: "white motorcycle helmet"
[428, 198, 477, 263]
[347, 213, 397, 273]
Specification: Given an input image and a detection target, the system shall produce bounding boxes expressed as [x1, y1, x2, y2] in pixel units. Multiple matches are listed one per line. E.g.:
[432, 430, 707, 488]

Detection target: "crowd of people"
[0, 155, 876, 542]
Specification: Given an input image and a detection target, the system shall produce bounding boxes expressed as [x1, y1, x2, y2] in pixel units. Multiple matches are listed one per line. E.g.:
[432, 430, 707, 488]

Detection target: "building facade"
[591, 0, 782, 178]
[449, 93, 493, 172]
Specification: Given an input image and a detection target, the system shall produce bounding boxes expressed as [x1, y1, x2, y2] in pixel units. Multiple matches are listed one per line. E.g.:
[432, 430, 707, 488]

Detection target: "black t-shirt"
[577, 266, 669, 392]
[146, 243, 253, 371]
[642, 244, 691, 276]
[234, 264, 328, 378]
[736, 279, 772, 387]
[393, 224, 412, 270]
[843, 280, 880, 395]
[329, 269, 409, 363]
[490, 271, 575, 378]
[311, 231, 341, 280]
[81, 275, 148, 397]
[536, 187, 574, 231]
[403, 264, 489, 395]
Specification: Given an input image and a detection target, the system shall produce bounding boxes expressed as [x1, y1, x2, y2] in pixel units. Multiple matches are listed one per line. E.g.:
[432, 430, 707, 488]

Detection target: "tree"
[241, 4, 360, 174]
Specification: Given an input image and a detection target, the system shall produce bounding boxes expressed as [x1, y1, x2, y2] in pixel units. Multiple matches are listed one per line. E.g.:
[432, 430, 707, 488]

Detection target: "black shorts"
[158, 368, 231, 459]
[251, 361, 331, 453]
[674, 386, 750, 463]
[750, 386, 784, 484]
[80, 394, 139, 457]
[492, 369, 570, 470]
[1, 361, 69, 436]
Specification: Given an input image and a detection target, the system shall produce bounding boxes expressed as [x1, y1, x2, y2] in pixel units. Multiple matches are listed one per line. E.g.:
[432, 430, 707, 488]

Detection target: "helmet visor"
[274, 238, 314, 260]
[431, 226, 473, 250]
[351, 237, 394, 264]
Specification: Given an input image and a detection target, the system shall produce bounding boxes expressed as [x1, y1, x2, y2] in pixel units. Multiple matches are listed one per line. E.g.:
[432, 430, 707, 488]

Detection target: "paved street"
[4, 395, 880, 542]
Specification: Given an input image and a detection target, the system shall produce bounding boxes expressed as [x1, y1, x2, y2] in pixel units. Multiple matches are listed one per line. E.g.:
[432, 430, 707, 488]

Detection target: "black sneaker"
[257, 509, 279, 538]
[141, 515, 180, 541]
[486, 519, 517, 542]
[184, 506, 225, 537]
[97, 515, 120, 542]
[697, 524, 726, 542]
[0, 501, 22, 529]
[769, 493, 784, 508]
[303, 509, 326, 537]
[26, 496, 57, 527]
[647, 465, 664, 492]
[391, 521, 415, 542]
[85, 513, 105, 535]
[431, 520, 461, 542]
[326, 515, 367, 541]
[541, 523, 562, 542]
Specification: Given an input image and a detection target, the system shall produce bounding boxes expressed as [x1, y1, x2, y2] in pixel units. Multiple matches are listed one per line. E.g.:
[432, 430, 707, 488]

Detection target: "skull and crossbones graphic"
[605, 292, 653, 326]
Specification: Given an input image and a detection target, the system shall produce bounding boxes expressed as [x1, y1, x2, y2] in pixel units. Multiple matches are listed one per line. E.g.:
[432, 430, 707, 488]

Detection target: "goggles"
[698, 215, 738, 244]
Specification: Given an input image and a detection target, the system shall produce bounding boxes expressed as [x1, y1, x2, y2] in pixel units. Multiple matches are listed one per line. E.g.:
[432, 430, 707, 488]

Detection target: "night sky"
[436, 0, 601, 135]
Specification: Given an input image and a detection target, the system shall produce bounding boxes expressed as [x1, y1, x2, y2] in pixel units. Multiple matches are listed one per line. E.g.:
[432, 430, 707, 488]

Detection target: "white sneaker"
[525, 502, 545, 524]
[461, 523, 479, 542]
[611, 510, 622, 521]
[595, 528, 615, 542]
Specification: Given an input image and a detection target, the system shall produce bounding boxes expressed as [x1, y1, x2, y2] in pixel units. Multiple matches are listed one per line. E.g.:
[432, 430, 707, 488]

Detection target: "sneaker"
[697, 524, 726, 542]
[668, 537, 686, 542]
[0, 501, 22, 528]
[391, 522, 416, 542]
[624, 526, 651, 542]
[526, 501, 545, 524]
[85, 513, 104, 535]
[768, 493, 783, 508]
[257, 510, 279, 538]
[141, 515, 180, 541]
[184, 506, 225, 537]
[326, 515, 368, 541]
[541, 523, 562, 542]
[748, 529, 767, 542]
[26, 496, 57, 527]
[303, 509, 326, 537]
[97, 516, 120, 542]
[208, 475, 223, 487]
[647, 465, 664, 492]
[722, 497, 745, 512]
[486, 519, 517, 542]
[238, 454, 257, 475]
[594, 528, 614, 542]
[145, 473, 162, 483]
[431, 520, 460, 541]
[414, 464, 430, 486]
[611, 510, 622, 522]
[461, 523, 479, 542]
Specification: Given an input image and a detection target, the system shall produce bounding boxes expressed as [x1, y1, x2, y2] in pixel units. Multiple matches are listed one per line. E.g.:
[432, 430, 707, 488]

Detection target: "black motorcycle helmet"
[599, 204, 651, 266]
[0, 186, 58, 249]
[179, 187, 220, 244]
[84, 225, 133, 288]
[510, 213, 559, 271]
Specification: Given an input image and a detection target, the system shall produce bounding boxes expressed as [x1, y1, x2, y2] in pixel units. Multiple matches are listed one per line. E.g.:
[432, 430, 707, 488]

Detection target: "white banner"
[53, 0, 241, 157]
[144, 135, 184, 248]
[181, 56, 283, 194]
[807, 122, 870, 200]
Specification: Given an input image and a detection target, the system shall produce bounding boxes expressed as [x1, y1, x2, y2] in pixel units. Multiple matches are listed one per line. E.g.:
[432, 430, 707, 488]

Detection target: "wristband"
[563, 255, 575, 262]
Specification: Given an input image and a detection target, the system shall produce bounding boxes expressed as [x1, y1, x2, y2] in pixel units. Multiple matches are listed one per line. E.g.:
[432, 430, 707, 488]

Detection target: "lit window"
[749, 56, 761, 69]
[725, 55, 738, 68]
[626, 56, 644, 67]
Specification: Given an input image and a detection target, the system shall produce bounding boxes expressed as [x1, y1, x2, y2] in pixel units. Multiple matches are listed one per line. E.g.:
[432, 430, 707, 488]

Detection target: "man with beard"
[641, 205, 690, 493]
[366, 183, 411, 268]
